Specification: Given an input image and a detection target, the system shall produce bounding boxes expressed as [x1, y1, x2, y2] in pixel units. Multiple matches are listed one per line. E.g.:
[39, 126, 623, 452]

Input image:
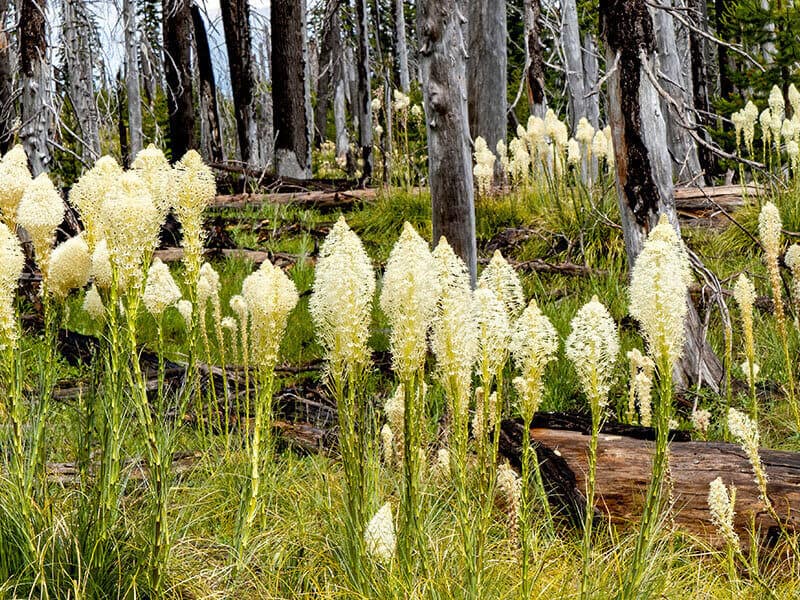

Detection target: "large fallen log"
[499, 416, 800, 546]
[153, 247, 306, 269]
[210, 188, 379, 211]
[674, 184, 762, 228]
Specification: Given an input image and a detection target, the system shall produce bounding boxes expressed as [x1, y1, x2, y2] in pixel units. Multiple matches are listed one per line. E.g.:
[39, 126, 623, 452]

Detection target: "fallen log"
[674, 184, 762, 228]
[153, 247, 306, 269]
[210, 188, 378, 211]
[499, 415, 800, 546]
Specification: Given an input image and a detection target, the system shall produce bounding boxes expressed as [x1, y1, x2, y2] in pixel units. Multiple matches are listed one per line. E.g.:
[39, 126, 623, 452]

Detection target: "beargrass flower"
[496, 462, 522, 542]
[478, 250, 525, 318]
[174, 150, 216, 287]
[567, 138, 581, 166]
[708, 477, 739, 547]
[47, 234, 92, 299]
[309, 216, 375, 376]
[0, 222, 24, 346]
[143, 258, 182, 317]
[691, 408, 711, 436]
[629, 214, 691, 369]
[472, 287, 511, 379]
[565, 296, 619, 407]
[82, 284, 105, 320]
[90, 239, 113, 290]
[592, 130, 609, 161]
[177, 300, 193, 328]
[380, 222, 439, 380]
[16, 173, 64, 272]
[510, 298, 558, 421]
[365, 502, 396, 563]
[0, 145, 32, 228]
[69, 156, 123, 248]
[727, 408, 767, 496]
[473, 136, 496, 196]
[384, 384, 405, 458]
[575, 117, 595, 148]
[241, 260, 299, 369]
[131, 144, 175, 218]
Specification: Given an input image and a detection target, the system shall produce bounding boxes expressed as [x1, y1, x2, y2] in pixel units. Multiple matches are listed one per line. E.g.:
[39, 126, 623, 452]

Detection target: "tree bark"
[418, 0, 478, 284]
[600, 0, 723, 391]
[19, 0, 50, 175]
[334, 76, 349, 161]
[582, 33, 600, 129]
[354, 0, 373, 182]
[652, 2, 704, 185]
[468, 0, 507, 180]
[272, 0, 312, 179]
[524, 0, 546, 118]
[499, 416, 800, 545]
[0, 0, 15, 154]
[219, 0, 260, 166]
[687, 0, 715, 174]
[394, 0, 410, 93]
[117, 71, 130, 167]
[191, 5, 224, 164]
[123, 0, 143, 156]
[561, 0, 586, 133]
[163, 0, 196, 161]
[314, 0, 341, 147]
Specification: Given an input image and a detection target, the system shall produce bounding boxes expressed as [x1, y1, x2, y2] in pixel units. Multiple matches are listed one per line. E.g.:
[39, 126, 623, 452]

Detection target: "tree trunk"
[334, 77, 349, 161]
[272, 0, 312, 179]
[582, 33, 600, 129]
[468, 0, 507, 180]
[19, 0, 50, 175]
[220, 0, 261, 166]
[123, 0, 143, 156]
[117, 71, 130, 168]
[354, 0, 373, 182]
[163, 0, 196, 161]
[394, 0, 410, 93]
[0, 0, 15, 154]
[524, 0, 546, 118]
[499, 416, 800, 545]
[418, 0, 478, 284]
[687, 0, 715, 174]
[652, 2, 704, 185]
[600, 0, 723, 391]
[191, 5, 224, 164]
[314, 0, 341, 147]
[561, 0, 586, 133]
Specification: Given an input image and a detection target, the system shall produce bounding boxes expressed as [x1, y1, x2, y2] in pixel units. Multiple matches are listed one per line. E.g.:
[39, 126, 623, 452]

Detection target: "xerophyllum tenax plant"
[309, 216, 378, 588]
[565, 296, 619, 600]
[379, 221, 438, 575]
[624, 214, 691, 598]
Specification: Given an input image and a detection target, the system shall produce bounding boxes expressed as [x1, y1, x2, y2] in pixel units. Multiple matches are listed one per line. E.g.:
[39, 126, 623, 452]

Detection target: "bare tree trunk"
[561, 0, 586, 132]
[354, 0, 373, 182]
[117, 70, 130, 167]
[652, 2, 704, 185]
[600, 0, 723, 391]
[220, 0, 261, 166]
[272, 0, 311, 179]
[582, 34, 600, 128]
[191, 5, 223, 164]
[525, 0, 546, 118]
[394, 0, 410, 93]
[468, 0, 507, 180]
[687, 0, 715, 174]
[334, 77, 349, 160]
[163, 0, 196, 160]
[19, 0, 50, 175]
[314, 0, 341, 146]
[418, 0, 477, 284]
[122, 0, 143, 156]
[0, 0, 16, 154]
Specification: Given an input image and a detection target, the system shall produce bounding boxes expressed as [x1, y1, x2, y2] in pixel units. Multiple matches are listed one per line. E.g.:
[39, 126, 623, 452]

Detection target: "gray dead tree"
[582, 34, 600, 129]
[418, 0, 477, 284]
[467, 0, 507, 178]
[354, 0, 373, 181]
[601, 0, 723, 391]
[394, 0, 410, 93]
[652, 0, 704, 184]
[122, 0, 143, 156]
[0, 0, 15, 153]
[19, 0, 50, 174]
[561, 0, 586, 132]
[525, 0, 547, 118]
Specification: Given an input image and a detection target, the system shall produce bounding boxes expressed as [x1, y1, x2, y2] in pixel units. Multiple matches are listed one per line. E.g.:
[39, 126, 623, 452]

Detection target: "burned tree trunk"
[219, 0, 259, 166]
[19, 0, 50, 174]
[123, 0, 143, 156]
[600, 0, 723, 391]
[524, 0, 546, 118]
[191, 5, 224, 164]
[561, 0, 586, 132]
[354, 0, 373, 182]
[652, 2, 704, 184]
[418, 0, 478, 284]
[63, 0, 101, 164]
[272, 0, 312, 179]
[314, 0, 341, 146]
[163, 0, 196, 160]
[582, 34, 600, 129]
[500, 417, 800, 545]
[0, 0, 13, 154]
[394, 0, 410, 93]
[467, 0, 507, 179]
